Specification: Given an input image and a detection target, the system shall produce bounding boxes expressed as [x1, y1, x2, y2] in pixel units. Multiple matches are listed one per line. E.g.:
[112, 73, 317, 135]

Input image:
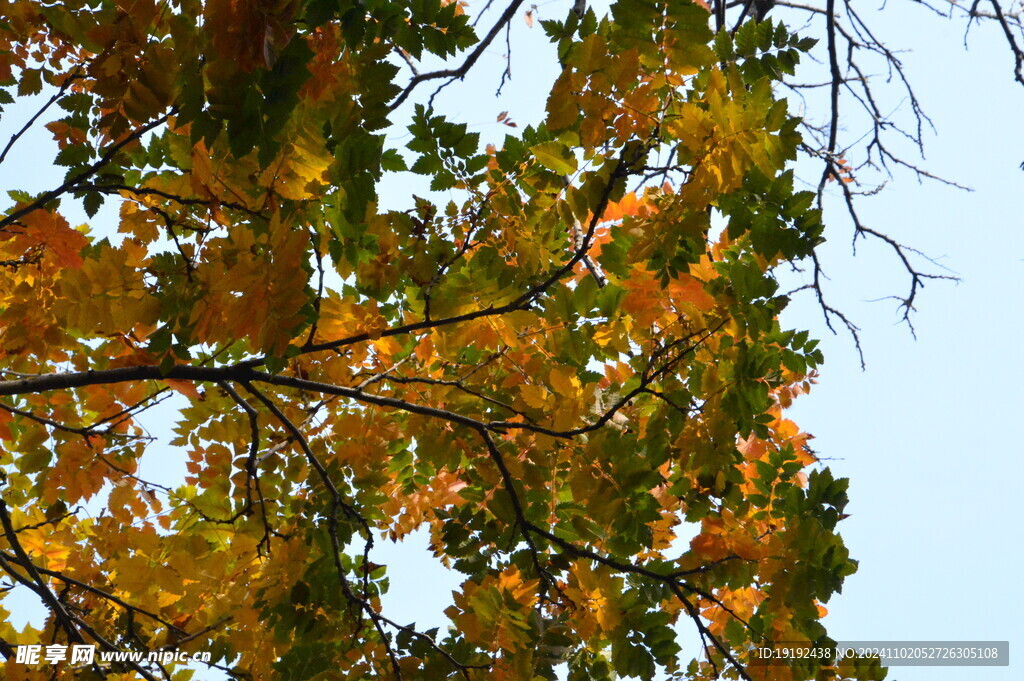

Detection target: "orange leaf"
[163, 379, 201, 400]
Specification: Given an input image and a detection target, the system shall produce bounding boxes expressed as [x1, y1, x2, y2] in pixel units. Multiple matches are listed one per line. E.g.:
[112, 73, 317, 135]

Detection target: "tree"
[0, 1, 1013, 680]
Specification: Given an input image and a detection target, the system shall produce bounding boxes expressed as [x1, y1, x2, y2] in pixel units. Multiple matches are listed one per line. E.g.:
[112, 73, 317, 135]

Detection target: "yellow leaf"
[530, 141, 577, 175]
[546, 71, 580, 131]
[548, 366, 580, 398]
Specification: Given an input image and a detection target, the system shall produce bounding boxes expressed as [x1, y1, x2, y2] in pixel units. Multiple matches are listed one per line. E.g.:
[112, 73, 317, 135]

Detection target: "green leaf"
[82, 192, 103, 218]
[17, 68, 43, 96]
[381, 148, 408, 171]
[54, 144, 91, 167]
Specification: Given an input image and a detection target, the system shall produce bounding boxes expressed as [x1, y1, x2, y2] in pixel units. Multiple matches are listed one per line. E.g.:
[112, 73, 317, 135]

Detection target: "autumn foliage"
[0, 1, 882, 680]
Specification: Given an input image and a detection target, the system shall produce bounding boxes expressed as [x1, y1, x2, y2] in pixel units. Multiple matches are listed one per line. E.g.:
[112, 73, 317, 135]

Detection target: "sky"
[1, 1, 1022, 680]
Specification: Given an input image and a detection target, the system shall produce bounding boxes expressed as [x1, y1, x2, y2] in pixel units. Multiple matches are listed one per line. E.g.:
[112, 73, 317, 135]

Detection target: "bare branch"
[0, 111, 173, 231]
[389, 0, 527, 111]
[0, 69, 83, 167]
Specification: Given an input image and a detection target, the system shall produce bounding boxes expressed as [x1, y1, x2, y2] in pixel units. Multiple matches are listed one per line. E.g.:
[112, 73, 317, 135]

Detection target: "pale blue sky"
[1, 2, 1021, 680]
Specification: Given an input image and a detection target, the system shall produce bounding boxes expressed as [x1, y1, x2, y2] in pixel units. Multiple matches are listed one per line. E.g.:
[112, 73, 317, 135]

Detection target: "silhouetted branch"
[389, 0, 527, 111]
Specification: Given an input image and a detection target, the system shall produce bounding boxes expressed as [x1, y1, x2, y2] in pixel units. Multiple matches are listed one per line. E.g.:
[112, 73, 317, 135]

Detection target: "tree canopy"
[0, 0, 1015, 680]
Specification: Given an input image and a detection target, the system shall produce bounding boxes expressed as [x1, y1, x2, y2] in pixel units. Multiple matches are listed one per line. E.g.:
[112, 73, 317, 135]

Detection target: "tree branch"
[388, 0, 527, 111]
[0, 111, 173, 231]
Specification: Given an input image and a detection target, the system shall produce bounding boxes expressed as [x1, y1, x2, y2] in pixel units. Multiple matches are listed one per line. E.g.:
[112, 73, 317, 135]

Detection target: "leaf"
[83, 192, 103, 218]
[530, 141, 577, 175]
[54, 144, 91, 167]
[546, 71, 580, 130]
[163, 379, 201, 400]
[381, 148, 408, 171]
[17, 68, 43, 96]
